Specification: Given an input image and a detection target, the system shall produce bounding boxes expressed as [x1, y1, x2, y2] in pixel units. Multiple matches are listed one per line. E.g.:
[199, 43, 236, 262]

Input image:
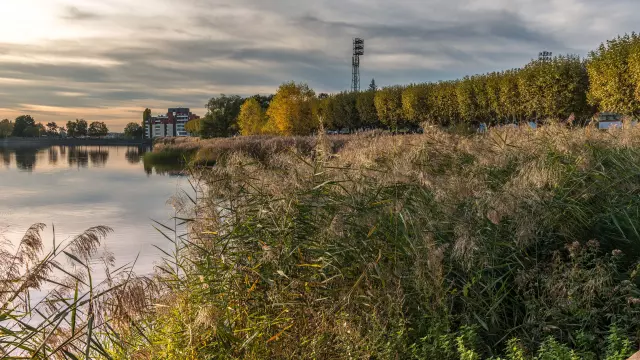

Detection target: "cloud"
[61, 6, 102, 21]
[0, 0, 639, 129]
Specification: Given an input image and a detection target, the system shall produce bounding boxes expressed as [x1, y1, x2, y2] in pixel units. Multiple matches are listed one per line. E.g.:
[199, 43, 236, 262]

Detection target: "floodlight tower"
[352, 38, 365, 92]
[538, 51, 552, 62]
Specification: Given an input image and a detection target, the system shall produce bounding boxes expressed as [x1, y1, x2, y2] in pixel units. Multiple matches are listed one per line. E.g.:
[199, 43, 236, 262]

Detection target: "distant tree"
[46, 122, 59, 136]
[250, 94, 274, 110]
[374, 86, 405, 130]
[369, 78, 378, 92]
[238, 98, 267, 135]
[75, 119, 88, 137]
[22, 125, 41, 138]
[402, 84, 431, 125]
[184, 119, 202, 136]
[88, 121, 109, 137]
[0, 119, 13, 138]
[12, 115, 36, 137]
[200, 95, 244, 138]
[266, 82, 317, 136]
[66, 121, 77, 138]
[124, 122, 144, 139]
[143, 108, 152, 139]
[356, 90, 379, 127]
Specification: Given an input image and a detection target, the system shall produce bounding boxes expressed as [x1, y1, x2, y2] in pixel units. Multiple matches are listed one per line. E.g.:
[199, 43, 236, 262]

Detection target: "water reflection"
[0, 146, 155, 173]
[15, 148, 38, 171]
[0, 145, 191, 276]
[48, 147, 58, 165]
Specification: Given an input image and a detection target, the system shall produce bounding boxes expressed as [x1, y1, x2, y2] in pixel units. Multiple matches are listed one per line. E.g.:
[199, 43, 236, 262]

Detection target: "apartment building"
[145, 108, 200, 138]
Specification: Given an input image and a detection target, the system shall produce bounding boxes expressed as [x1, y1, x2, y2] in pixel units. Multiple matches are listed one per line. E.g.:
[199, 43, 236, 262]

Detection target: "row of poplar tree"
[191, 33, 640, 137]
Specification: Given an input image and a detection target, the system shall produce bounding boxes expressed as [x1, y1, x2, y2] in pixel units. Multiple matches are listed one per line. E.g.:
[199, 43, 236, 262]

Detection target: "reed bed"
[5, 123, 640, 359]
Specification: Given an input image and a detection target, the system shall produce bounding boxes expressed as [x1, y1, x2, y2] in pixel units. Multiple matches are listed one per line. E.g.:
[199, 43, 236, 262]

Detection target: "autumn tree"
[375, 86, 406, 130]
[402, 84, 431, 125]
[238, 98, 267, 135]
[587, 33, 640, 117]
[184, 119, 202, 136]
[266, 82, 317, 136]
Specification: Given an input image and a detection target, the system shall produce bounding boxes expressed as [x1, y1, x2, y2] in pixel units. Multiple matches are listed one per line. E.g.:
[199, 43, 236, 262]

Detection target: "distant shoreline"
[0, 137, 153, 147]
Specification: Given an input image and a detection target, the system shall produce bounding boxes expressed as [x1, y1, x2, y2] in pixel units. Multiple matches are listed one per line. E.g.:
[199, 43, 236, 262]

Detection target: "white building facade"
[145, 108, 199, 138]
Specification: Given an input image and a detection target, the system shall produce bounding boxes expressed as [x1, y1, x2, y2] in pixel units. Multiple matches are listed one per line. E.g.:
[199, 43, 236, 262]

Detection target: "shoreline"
[0, 137, 153, 147]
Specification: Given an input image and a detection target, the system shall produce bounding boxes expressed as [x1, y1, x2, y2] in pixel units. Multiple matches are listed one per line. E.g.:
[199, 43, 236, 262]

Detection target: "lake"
[0, 145, 187, 276]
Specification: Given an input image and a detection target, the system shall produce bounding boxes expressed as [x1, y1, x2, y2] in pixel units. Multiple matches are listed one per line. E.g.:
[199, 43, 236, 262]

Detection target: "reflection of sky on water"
[0, 146, 187, 276]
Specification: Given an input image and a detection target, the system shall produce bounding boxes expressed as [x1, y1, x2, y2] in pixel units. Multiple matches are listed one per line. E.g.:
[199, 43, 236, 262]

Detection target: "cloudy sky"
[0, 0, 637, 130]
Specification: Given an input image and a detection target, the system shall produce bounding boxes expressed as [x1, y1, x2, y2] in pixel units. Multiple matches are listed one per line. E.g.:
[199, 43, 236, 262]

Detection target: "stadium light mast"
[538, 51, 552, 62]
[352, 38, 364, 92]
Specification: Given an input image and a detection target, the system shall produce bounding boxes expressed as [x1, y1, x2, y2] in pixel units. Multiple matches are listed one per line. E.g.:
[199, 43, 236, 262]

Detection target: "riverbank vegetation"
[7, 123, 640, 359]
[133, 123, 640, 359]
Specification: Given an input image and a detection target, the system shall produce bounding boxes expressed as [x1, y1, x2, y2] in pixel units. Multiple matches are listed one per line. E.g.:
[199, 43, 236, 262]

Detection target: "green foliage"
[12, 115, 36, 137]
[536, 337, 579, 360]
[88, 121, 109, 137]
[66, 119, 88, 138]
[605, 325, 634, 360]
[356, 90, 379, 127]
[201, 94, 244, 138]
[124, 122, 144, 139]
[0, 118, 14, 138]
[115, 125, 640, 359]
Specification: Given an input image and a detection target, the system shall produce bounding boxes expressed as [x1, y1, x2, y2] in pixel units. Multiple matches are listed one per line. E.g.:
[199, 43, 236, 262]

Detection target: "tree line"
[186, 33, 640, 138]
[0, 115, 110, 138]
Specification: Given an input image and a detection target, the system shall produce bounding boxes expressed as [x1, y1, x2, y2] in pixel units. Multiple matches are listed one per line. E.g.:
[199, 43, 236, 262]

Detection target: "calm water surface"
[0, 145, 187, 275]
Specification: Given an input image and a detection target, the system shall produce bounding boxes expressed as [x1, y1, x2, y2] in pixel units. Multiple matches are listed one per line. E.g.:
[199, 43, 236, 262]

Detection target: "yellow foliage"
[238, 98, 267, 135]
[266, 81, 317, 136]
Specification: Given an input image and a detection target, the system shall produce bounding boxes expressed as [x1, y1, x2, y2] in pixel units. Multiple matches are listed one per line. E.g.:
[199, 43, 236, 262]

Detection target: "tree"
[374, 86, 405, 130]
[587, 34, 640, 117]
[266, 82, 317, 136]
[369, 78, 378, 92]
[66, 121, 77, 138]
[88, 121, 109, 137]
[12, 115, 36, 137]
[75, 119, 88, 137]
[143, 108, 151, 139]
[238, 98, 267, 135]
[46, 122, 59, 136]
[184, 119, 202, 136]
[124, 122, 144, 139]
[200, 95, 244, 138]
[0, 119, 13, 138]
[402, 84, 431, 125]
[356, 90, 379, 127]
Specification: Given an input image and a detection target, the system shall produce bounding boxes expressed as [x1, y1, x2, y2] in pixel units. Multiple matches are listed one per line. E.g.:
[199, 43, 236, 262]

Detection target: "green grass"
[4, 123, 640, 359]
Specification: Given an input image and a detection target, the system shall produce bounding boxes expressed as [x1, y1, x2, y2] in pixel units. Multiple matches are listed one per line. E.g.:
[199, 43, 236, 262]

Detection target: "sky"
[0, 0, 638, 130]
